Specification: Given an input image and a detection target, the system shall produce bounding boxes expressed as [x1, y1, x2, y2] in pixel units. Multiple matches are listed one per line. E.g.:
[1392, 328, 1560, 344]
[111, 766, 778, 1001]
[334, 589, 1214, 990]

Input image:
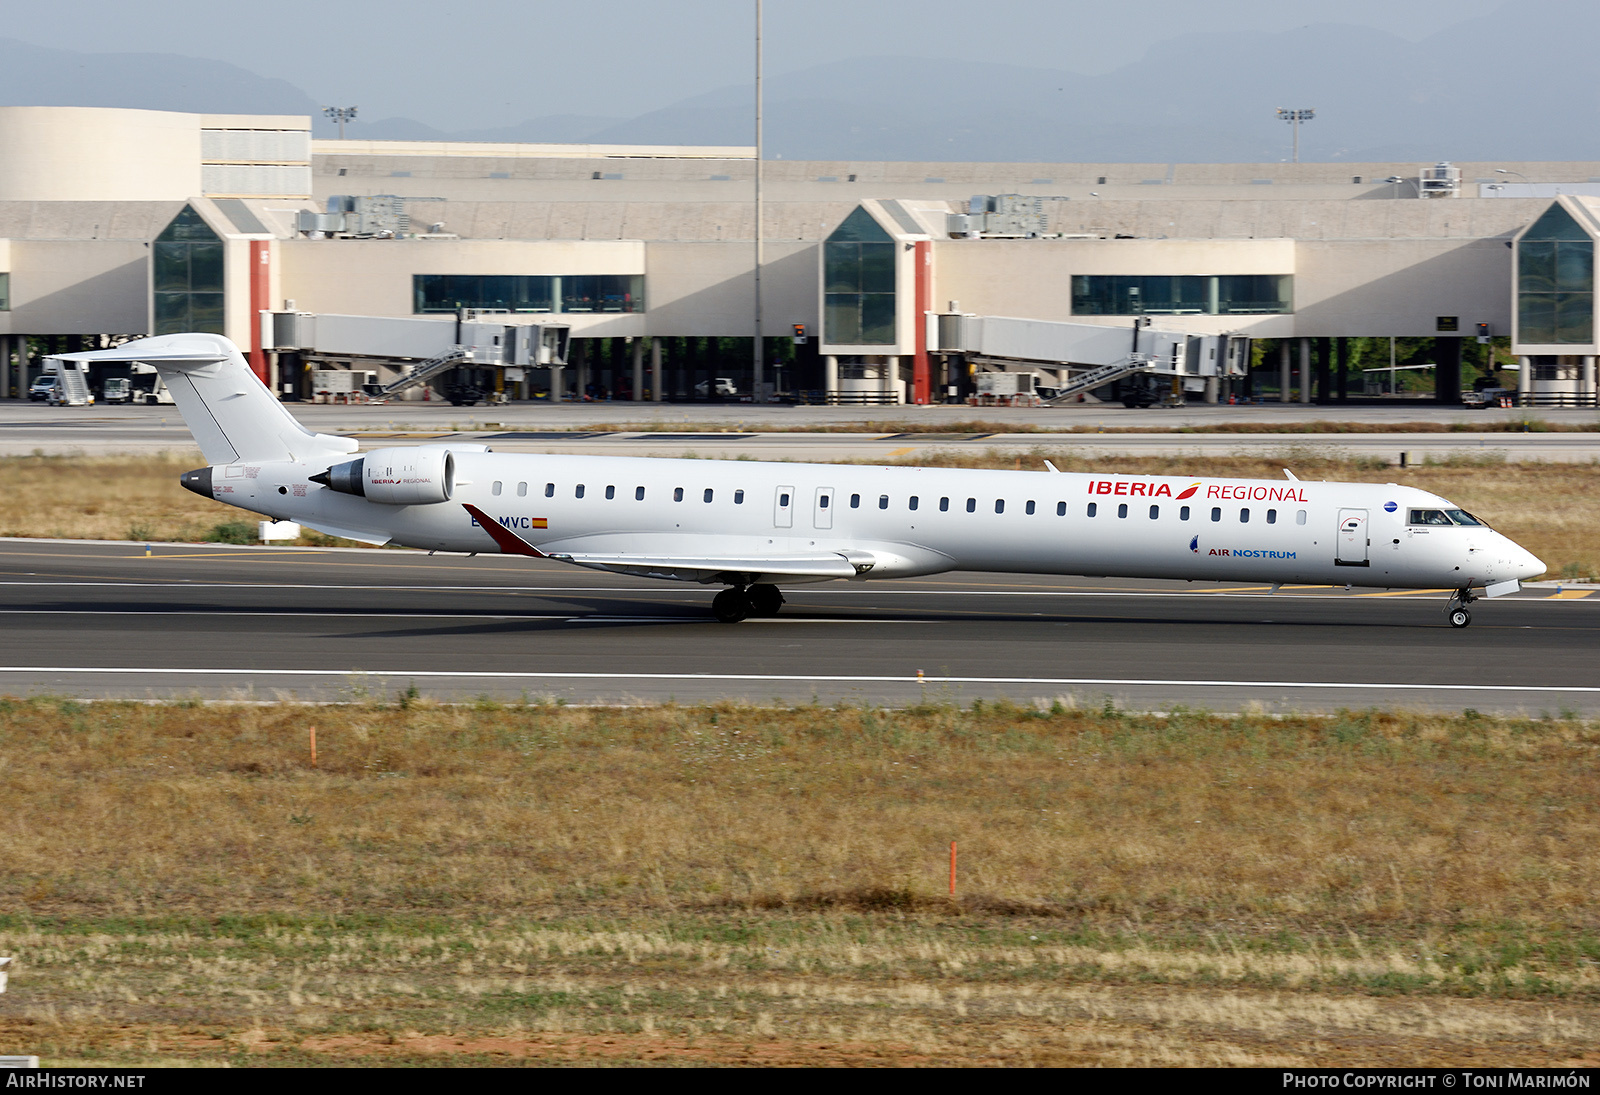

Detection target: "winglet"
[462, 503, 547, 558]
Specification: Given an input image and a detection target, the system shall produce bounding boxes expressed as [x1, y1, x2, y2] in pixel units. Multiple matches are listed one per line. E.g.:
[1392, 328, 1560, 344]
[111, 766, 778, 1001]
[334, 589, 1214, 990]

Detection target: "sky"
[0, 0, 1510, 130]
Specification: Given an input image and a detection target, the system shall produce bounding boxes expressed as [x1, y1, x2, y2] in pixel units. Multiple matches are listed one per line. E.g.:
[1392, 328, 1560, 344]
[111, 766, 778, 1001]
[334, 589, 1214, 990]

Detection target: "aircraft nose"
[1516, 549, 1546, 580]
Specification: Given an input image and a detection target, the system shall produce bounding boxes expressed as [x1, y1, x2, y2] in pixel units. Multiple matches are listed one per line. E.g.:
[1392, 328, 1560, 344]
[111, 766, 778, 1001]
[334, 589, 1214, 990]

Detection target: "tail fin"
[54, 333, 357, 465]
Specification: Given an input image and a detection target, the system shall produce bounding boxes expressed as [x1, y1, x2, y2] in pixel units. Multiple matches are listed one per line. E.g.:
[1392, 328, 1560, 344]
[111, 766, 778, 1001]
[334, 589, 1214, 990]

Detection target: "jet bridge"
[931, 313, 1248, 405]
[259, 310, 570, 400]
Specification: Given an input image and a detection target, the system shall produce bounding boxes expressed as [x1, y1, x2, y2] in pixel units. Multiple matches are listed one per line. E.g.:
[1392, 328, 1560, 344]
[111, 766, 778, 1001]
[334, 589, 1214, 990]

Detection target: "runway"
[2, 540, 1596, 713]
[5, 401, 1599, 462]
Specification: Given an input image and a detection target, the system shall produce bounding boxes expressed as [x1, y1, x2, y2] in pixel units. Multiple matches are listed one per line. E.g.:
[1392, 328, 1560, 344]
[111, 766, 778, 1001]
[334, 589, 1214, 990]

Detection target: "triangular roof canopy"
[827, 205, 892, 243]
[1523, 202, 1590, 241]
[156, 204, 219, 243]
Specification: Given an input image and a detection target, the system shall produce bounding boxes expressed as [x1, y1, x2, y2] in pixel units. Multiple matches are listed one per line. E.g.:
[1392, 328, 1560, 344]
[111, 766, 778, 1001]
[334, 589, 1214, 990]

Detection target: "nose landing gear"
[711, 583, 786, 623]
[1446, 586, 1478, 628]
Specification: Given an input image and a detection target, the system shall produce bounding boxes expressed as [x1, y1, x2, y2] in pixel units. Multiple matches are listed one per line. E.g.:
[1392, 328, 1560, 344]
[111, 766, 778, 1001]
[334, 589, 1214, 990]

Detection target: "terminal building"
[1, 104, 1598, 407]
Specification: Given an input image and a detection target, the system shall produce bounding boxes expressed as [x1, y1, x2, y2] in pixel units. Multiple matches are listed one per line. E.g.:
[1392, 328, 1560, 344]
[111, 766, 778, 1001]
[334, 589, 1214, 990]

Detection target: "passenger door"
[813, 487, 834, 529]
[1336, 508, 1369, 566]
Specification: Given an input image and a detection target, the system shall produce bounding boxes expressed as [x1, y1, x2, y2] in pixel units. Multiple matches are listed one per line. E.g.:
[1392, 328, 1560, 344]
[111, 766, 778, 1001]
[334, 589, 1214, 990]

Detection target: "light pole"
[1495, 168, 1533, 193]
[752, 0, 764, 402]
[322, 106, 357, 140]
[1277, 108, 1314, 164]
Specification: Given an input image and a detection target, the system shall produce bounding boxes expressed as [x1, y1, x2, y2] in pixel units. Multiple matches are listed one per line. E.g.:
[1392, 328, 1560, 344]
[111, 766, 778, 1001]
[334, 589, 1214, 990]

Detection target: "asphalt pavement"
[1, 539, 1594, 714]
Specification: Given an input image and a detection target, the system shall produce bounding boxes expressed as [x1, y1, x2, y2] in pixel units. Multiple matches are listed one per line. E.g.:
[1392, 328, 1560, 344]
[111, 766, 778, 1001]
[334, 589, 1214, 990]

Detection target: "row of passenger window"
[841, 494, 1065, 514]
[1087, 502, 1309, 525]
[484, 481, 1310, 527]
[490, 481, 748, 504]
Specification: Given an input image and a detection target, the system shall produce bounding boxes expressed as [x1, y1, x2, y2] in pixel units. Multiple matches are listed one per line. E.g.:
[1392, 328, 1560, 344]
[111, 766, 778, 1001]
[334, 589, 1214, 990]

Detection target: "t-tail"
[52, 334, 357, 465]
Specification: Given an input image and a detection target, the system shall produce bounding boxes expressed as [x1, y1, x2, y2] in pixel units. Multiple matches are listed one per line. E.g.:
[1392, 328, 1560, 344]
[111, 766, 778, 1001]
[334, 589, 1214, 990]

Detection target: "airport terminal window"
[824, 207, 896, 344]
[153, 205, 225, 336]
[1087, 503, 1097, 517]
[1518, 203, 1594, 344]
[413, 274, 644, 314]
[0, 272, 8, 311]
[1071, 274, 1292, 316]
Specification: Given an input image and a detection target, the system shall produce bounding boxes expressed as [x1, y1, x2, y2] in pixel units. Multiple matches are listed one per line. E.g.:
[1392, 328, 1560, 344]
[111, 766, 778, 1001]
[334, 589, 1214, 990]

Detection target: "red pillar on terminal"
[912, 239, 932, 404]
[248, 240, 270, 385]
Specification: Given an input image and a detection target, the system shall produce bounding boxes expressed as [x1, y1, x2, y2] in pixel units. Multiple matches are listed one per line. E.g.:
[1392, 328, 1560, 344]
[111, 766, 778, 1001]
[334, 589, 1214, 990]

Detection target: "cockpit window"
[1444, 509, 1485, 527]
[1408, 509, 1454, 526]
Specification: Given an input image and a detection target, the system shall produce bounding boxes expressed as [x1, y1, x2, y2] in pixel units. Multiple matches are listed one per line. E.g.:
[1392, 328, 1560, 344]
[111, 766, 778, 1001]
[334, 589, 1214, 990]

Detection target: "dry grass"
[0, 451, 358, 548]
[586, 417, 1600, 435]
[6, 698, 1598, 937]
[2, 698, 1600, 1066]
[4, 449, 1597, 576]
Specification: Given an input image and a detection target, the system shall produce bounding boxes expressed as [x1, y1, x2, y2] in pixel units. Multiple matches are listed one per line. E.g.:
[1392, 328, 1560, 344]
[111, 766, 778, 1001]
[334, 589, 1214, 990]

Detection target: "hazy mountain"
[0, 37, 319, 117]
[340, 114, 628, 143]
[3, 1, 1598, 162]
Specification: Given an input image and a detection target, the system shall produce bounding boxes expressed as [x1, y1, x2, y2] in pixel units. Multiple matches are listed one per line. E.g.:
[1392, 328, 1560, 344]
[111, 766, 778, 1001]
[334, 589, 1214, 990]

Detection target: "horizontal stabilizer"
[53, 334, 356, 466]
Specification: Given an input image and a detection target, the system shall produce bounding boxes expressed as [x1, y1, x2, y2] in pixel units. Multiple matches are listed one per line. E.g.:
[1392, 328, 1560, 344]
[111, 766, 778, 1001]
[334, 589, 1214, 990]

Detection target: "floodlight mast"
[1277, 108, 1315, 164]
[323, 106, 358, 140]
[752, 0, 764, 401]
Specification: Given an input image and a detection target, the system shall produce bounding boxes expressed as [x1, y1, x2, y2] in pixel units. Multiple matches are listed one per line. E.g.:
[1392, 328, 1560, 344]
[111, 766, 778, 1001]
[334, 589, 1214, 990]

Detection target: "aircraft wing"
[461, 503, 867, 582]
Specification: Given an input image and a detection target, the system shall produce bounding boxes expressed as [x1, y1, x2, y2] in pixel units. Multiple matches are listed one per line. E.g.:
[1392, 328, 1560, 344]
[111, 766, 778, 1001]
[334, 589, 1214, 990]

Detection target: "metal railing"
[376, 347, 470, 398]
[1040, 354, 1154, 405]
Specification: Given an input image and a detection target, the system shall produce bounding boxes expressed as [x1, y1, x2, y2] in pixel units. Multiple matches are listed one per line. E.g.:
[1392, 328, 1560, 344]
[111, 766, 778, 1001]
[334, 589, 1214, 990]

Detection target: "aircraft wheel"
[712, 588, 750, 623]
[746, 584, 785, 617]
[1448, 608, 1471, 629]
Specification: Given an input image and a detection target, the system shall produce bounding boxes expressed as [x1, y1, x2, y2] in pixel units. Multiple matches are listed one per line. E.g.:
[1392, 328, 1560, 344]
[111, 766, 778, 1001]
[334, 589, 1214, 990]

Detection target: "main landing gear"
[712, 584, 785, 623]
[1446, 586, 1478, 628]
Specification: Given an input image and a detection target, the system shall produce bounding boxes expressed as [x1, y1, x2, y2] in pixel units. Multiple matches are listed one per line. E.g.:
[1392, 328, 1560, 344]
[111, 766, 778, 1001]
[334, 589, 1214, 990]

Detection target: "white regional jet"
[63, 334, 1545, 627]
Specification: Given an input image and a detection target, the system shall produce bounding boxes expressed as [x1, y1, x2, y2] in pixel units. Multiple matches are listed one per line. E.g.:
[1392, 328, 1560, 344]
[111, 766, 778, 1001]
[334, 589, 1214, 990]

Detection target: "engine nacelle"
[311, 446, 454, 505]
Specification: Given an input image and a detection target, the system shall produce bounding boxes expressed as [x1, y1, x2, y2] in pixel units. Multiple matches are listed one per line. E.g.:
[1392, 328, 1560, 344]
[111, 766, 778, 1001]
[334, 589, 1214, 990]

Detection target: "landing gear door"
[774, 485, 795, 528]
[1336, 508, 1369, 566]
[813, 487, 834, 530]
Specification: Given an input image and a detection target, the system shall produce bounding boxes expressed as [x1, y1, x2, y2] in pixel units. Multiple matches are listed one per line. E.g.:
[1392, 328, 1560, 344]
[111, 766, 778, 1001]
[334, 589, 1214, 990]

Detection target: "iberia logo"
[1176, 482, 1201, 500]
[1189, 535, 1199, 554]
